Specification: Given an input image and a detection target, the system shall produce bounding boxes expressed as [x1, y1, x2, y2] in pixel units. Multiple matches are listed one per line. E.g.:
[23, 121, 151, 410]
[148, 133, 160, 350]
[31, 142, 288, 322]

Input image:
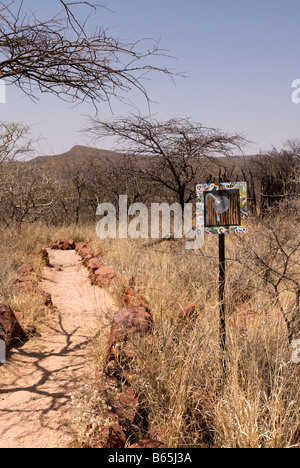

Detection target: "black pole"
[219, 233, 226, 370]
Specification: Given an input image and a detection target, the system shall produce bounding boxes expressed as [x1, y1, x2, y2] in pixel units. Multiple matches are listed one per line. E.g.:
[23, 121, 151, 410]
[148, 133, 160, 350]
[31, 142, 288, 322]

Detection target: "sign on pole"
[196, 182, 248, 239]
[196, 182, 248, 370]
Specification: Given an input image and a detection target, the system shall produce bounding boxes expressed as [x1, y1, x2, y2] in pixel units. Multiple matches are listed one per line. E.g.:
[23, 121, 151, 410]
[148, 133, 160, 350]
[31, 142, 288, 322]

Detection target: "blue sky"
[1, 0, 300, 156]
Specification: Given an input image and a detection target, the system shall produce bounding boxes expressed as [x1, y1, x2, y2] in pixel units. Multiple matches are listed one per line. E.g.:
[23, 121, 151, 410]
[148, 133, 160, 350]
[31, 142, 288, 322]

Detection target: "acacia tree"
[60, 156, 97, 225]
[0, 0, 174, 106]
[86, 153, 156, 212]
[242, 140, 300, 217]
[87, 115, 245, 209]
[0, 122, 33, 166]
[0, 1, 178, 227]
[231, 216, 300, 343]
[0, 162, 57, 229]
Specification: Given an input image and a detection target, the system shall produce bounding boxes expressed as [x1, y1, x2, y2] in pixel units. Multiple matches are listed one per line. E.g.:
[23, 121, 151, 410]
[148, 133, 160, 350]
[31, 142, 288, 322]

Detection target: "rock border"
[0, 248, 54, 355]
[48, 240, 198, 448]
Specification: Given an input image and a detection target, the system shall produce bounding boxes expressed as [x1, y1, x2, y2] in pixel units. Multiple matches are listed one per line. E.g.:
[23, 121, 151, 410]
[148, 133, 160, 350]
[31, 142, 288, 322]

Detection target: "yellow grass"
[1, 219, 299, 448]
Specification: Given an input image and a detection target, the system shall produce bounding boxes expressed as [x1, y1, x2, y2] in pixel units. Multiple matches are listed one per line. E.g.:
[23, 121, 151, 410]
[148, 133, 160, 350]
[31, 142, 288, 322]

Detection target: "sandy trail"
[0, 249, 117, 448]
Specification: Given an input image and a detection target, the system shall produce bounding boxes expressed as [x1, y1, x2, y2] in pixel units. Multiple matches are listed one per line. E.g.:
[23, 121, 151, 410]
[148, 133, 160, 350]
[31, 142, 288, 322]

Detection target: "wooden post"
[219, 233, 226, 370]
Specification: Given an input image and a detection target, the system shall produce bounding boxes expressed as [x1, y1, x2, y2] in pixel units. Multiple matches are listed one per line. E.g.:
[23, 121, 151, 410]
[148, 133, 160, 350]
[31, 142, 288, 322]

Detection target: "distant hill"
[30, 145, 125, 165]
[26, 144, 257, 180]
[27, 145, 129, 177]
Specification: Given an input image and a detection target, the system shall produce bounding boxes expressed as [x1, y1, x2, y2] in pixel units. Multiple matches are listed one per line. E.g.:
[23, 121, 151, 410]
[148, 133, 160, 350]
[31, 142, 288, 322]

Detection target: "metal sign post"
[219, 233, 226, 370]
[196, 182, 248, 371]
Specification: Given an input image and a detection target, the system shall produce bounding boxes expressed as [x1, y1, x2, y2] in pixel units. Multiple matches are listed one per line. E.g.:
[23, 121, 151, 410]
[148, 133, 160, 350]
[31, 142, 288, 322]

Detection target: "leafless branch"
[86, 115, 246, 207]
[0, 121, 34, 165]
[0, 0, 178, 107]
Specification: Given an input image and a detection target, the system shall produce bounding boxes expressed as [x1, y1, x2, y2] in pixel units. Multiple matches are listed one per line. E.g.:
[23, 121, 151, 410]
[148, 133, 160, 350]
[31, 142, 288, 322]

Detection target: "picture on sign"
[196, 182, 248, 235]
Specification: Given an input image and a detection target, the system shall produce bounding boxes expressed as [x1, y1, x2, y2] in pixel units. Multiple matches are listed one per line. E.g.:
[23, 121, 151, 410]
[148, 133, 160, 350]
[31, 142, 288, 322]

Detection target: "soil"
[0, 249, 117, 448]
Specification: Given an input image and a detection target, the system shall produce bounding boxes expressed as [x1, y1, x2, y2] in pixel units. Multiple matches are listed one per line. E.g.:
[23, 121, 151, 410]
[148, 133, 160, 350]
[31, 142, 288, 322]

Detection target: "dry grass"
[1, 218, 299, 448]
[92, 219, 300, 448]
[0, 222, 96, 331]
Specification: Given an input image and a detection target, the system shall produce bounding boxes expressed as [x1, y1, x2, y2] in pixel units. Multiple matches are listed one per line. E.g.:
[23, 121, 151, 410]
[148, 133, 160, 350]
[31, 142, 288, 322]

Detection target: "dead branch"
[0, 0, 177, 107]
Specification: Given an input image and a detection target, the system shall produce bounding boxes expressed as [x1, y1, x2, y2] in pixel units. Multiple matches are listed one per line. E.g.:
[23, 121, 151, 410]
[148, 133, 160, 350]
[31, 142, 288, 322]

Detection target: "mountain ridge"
[30, 145, 125, 164]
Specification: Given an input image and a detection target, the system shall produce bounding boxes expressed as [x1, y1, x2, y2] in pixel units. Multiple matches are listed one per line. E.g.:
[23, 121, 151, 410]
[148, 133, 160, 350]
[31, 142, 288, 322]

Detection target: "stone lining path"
[0, 249, 117, 448]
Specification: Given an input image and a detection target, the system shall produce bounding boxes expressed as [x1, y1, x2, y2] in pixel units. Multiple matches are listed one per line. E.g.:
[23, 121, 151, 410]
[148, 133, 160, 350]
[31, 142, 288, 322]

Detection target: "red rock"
[147, 426, 168, 445]
[104, 423, 126, 448]
[178, 304, 196, 321]
[75, 241, 89, 252]
[78, 246, 94, 260]
[82, 254, 94, 267]
[86, 420, 126, 449]
[49, 240, 76, 251]
[105, 360, 124, 378]
[17, 280, 38, 292]
[127, 439, 165, 449]
[94, 266, 115, 289]
[16, 274, 35, 284]
[112, 306, 151, 334]
[57, 241, 71, 250]
[18, 264, 34, 275]
[122, 287, 148, 308]
[95, 368, 117, 388]
[14, 311, 24, 322]
[104, 306, 151, 365]
[0, 304, 26, 343]
[104, 360, 135, 383]
[123, 341, 136, 359]
[39, 291, 53, 308]
[68, 240, 76, 250]
[107, 390, 139, 426]
[87, 257, 103, 272]
[76, 244, 93, 257]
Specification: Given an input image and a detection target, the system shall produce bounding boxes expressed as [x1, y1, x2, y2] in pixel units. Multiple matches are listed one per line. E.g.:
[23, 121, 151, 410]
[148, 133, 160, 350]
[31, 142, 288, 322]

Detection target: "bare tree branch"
[86, 115, 246, 208]
[0, 121, 34, 165]
[0, 0, 178, 107]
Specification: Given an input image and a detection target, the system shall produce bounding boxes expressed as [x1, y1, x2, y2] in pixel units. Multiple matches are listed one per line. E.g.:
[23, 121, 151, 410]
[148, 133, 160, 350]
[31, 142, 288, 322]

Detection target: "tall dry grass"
[93, 219, 300, 448]
[0, 222, 97, 331]
[0, 218, 299, 447]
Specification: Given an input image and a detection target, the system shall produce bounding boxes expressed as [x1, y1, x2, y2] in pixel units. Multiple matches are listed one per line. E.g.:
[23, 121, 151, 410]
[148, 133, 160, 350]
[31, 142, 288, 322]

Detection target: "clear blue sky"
[1, 0, 300, 156]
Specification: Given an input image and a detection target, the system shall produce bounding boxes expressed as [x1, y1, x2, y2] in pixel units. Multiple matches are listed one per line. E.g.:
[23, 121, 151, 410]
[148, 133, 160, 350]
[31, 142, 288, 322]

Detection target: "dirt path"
[0, 249, 117, 448]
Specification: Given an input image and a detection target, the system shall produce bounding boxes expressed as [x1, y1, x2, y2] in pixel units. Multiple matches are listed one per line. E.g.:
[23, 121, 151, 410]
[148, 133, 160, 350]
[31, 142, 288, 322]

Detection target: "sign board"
[195, 182, 248, 369]
[196, 182, 248, 245]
